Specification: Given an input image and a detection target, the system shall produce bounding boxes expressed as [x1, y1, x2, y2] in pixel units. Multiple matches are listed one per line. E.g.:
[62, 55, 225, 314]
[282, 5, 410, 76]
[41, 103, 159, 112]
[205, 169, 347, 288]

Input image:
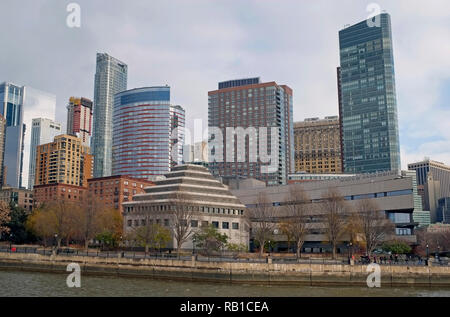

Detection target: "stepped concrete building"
[123, 164, 249, 250]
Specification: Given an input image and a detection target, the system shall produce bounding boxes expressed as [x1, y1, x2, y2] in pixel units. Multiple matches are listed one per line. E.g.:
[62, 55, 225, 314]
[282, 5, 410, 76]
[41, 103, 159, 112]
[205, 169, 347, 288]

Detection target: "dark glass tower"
[338, 13, 401, 173]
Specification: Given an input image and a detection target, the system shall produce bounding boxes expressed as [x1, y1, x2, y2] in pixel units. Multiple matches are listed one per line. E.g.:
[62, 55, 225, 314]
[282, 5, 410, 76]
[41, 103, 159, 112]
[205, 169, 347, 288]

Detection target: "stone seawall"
[1, 253, 450, 287]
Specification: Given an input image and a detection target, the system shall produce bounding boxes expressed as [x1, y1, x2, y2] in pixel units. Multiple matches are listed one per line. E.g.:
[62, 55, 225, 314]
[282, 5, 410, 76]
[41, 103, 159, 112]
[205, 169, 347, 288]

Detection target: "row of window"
[127, 218, 240, 230]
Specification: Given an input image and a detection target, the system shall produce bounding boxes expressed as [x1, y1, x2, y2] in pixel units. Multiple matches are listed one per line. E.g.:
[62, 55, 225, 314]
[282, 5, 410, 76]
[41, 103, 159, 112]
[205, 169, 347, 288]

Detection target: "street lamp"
[9, 233, 13, 251]
[268, 240, 271, 256]
[426, 244, 429, 263]
[192, 237, 196, 255]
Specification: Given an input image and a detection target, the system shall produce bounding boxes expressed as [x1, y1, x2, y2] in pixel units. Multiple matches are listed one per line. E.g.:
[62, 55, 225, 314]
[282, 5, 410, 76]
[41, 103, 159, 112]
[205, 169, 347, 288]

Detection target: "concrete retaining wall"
[1, 253, 450, 287]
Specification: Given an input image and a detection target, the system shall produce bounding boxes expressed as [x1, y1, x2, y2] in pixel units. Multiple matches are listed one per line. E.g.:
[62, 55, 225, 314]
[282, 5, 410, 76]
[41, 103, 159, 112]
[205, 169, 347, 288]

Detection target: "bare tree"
[322, 188, 347, 259]
[27, 200, 75, 248]
[0, 201, 11, 238]
[354, 199, 395, 257]
[248, 192, 276, 257]
[282, 185, 311, 259]
[171, 191, 194, 256]
[73, 193, 107, 251]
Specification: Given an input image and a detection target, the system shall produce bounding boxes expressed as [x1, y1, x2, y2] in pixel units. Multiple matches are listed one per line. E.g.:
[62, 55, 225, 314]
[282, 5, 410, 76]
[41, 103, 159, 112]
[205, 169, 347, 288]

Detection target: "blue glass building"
[112, 87, 185, 179]
[338, 13, 401, 174]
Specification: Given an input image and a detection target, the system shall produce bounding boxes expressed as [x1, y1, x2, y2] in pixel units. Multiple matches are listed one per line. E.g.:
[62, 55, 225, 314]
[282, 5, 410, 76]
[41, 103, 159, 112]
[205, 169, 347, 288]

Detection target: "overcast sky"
[0, 0, 449, 170]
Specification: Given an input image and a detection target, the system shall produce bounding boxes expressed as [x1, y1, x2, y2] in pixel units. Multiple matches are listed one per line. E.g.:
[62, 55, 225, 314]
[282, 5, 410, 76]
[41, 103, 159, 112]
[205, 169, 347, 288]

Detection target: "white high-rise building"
[28, 118, 62, 189]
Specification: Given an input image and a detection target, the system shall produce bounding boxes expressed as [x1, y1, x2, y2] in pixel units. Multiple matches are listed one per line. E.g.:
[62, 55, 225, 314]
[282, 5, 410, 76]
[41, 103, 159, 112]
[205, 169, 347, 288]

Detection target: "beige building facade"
[294, 116, 342, 174]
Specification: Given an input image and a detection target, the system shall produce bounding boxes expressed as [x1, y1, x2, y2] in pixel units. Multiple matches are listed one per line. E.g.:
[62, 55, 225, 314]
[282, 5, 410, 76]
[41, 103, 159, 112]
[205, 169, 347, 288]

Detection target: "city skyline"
[0, 0, 449, 171]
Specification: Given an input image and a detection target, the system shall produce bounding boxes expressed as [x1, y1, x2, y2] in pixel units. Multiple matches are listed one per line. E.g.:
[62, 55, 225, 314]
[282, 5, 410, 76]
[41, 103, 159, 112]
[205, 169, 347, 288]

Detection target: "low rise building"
[33, 183, 86, 206]
[232, 171, 418, 254]
[0, 187, 33, 212]
[88, 176, 154, 212]
[123, 165, 249, 250]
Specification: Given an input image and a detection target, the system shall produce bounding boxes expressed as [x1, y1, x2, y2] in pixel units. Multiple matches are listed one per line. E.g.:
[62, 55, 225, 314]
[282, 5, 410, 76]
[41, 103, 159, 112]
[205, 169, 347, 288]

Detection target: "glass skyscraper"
[338, 13, 401, 174]
[92, 53, 127, 178]
[112, 86, 185, 179]
[0, 82, 56, 188]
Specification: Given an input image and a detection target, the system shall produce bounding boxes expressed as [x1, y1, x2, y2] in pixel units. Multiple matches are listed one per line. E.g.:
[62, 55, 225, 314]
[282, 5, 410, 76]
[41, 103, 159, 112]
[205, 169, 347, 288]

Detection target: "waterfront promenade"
[1, 246, 450, 288]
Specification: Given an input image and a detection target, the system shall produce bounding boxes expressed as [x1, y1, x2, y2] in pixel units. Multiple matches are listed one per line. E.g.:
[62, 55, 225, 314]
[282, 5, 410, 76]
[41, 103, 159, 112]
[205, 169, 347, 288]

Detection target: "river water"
[1, 270, 450, 297]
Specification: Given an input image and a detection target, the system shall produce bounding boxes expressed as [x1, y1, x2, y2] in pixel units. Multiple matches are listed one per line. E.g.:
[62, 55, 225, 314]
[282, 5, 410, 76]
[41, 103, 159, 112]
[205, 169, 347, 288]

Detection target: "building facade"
[338, 13, 401, 174]
[28, 118, 62, 189]
[208, 78, 294, 186]
[183, 141, 208, 165]
[112, 87, 185, 180]
[87, 175, 154, 212]
[232, 171, 418, 253]
[437, 197, 450, 224]
[67, 97, 93, 147]
[0, 187, 33, 212]
[92, 53, 127, 178]
[34, 134, 93, 187]
[33, 183, 86, 206]
[123, 165, 249, 250]
[0, 82, 56, 188]
[294, 116, 342, 173]
[0, 115, 6, 187]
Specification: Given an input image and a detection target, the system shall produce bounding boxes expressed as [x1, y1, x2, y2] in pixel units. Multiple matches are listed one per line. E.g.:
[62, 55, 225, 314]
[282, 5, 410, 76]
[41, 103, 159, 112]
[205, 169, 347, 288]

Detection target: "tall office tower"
[0, 82, 56, 188]
[112, 87, 185, 180]
[293, 116, 342, 174]
[0, 115, 6, 187]
[35, 134, 93, 187]
[92, 53, 127, 178]
[338, 13, 401, 174]
[67, 97, 93, 147]
[408, 159, 450, 223]
[28, 118, 62, 189]
[208, 78, 294, 186]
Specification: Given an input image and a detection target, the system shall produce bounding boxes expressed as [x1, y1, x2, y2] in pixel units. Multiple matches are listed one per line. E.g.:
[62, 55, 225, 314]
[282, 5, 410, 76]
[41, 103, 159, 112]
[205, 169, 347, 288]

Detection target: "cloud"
[0, 0, 449, 180]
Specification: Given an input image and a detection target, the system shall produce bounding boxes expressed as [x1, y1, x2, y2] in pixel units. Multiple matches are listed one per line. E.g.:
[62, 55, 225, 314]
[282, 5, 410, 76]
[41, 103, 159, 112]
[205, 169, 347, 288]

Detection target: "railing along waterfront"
[0, 245, 448, 266]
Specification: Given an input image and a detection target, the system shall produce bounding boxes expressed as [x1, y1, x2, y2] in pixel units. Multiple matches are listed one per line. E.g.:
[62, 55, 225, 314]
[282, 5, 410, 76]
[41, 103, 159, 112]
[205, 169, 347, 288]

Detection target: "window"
[222, 222, 229, 229]
[164, 219, 169, 227]
[232, 223, 239, 230]
[201, 221, 209, 227]
[127, 220, 132, 227]
[191, 220, 198, 228]
[212, 221, 219, 229]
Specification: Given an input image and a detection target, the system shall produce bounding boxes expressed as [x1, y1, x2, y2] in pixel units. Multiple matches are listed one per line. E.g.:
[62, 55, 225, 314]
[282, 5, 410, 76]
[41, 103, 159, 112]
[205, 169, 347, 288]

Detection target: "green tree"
[382, 240, 412, 254]
[7, 205, 33, 244]
[193, 225, 228, 256]
[133, 221, 171, 253]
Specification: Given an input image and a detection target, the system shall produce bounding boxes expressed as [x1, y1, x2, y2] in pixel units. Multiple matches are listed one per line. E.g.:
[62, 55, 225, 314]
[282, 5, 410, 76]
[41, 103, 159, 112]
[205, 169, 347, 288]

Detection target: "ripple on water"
[1, 270, 450, 297]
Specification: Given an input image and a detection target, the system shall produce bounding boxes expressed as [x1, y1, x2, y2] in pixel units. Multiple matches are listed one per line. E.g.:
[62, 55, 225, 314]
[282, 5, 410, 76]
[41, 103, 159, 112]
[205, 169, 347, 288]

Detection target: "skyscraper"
[338, 13, 401, 174]
[67, 97, 93, 147]
[92, 53, 127, 178]
[208, 78, 294, 185]
[0, 82, 56, 188]
[112, 86, 185, 179]
[28, 118, 62, 189]
[293, 116, 342, 174]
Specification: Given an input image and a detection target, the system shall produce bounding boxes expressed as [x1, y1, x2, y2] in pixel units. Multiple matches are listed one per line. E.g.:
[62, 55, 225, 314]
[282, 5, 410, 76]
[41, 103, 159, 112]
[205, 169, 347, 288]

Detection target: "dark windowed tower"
[338, 13, 401, 173]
